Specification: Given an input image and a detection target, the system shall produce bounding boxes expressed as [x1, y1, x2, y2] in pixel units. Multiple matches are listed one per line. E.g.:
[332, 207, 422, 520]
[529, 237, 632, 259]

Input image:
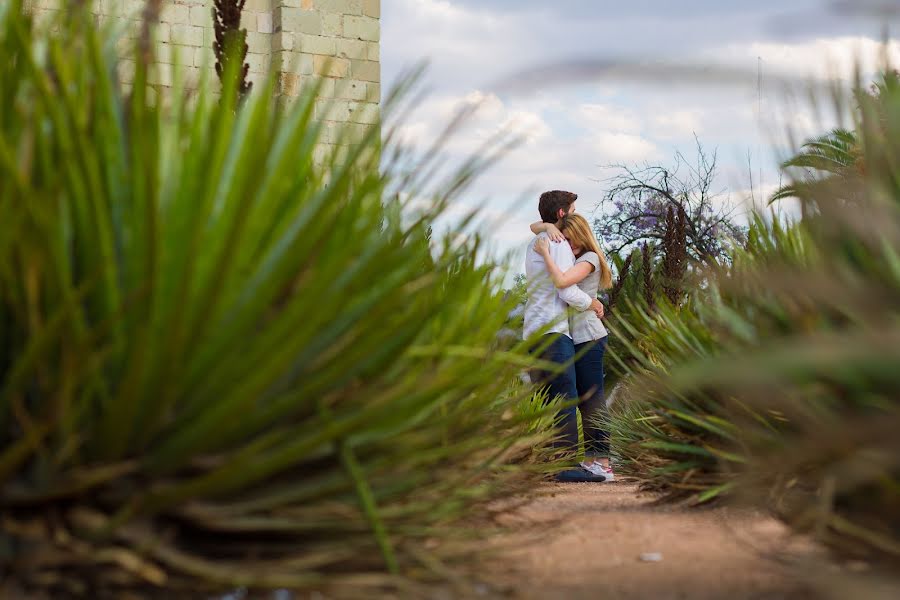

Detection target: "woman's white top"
[569, 251, 609, 345]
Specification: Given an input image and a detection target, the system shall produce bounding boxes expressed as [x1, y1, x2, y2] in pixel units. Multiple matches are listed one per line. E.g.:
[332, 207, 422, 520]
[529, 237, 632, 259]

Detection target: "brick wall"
[25, 1, 380, 151]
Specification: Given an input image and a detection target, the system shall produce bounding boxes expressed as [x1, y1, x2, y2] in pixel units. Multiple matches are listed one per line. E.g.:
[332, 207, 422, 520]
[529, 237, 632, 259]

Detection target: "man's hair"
[538, 190, 577, 223]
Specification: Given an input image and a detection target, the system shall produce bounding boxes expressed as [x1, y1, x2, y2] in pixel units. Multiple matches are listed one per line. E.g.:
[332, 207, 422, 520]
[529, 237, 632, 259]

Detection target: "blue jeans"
[574, 337, 609, 457]
[531, 334, 579, 450]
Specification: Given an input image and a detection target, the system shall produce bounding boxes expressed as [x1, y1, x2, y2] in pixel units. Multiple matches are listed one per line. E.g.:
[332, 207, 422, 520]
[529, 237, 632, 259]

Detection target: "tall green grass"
[0, 4, 556, 597]
[608, 69, 900, 566]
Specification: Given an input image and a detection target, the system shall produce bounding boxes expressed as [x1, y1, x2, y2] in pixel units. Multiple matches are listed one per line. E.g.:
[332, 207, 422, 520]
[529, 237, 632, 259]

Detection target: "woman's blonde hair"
[560, 214, 613, 289]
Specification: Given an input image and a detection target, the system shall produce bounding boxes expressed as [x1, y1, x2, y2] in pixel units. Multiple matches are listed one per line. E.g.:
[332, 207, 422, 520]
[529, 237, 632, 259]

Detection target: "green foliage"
[612, 69, 900, 566]
[0, 5, 554, 597]
[607, 218, 801, 504]
[770, 128, 860, 202]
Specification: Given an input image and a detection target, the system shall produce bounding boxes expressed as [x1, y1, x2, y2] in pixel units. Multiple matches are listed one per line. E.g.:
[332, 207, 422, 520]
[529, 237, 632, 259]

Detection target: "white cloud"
[712, 36, 900, 81]
[578, 103, 642, 133]
[652, 110, 704, 138]
[382, 2, 891, 283]
[591, 132, 659, 163]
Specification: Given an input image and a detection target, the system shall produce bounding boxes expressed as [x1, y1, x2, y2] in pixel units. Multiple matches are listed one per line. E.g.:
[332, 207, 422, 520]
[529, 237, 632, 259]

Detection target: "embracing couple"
[524, 190, 614, 483]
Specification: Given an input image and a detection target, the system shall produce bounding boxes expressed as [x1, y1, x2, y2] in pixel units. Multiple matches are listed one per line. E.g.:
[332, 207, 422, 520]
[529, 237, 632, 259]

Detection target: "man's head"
[538, 190, 577, 224]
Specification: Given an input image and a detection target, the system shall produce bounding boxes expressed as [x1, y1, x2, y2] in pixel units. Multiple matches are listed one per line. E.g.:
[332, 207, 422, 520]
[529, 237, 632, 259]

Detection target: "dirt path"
[482, 481, 824, 600]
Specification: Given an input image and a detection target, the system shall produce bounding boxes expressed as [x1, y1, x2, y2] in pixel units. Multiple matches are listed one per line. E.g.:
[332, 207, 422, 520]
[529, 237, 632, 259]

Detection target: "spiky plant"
[605, 294, 736, 502]
[0, 5, 555, 598]
[606, 216, 801, 503]
[605, 252, 632, 315]
[640, 243, 656, 311]
[213, 0, 252, 101]
[660, 206, 688, 306]
[769, 71, 899, 203]
[689, 73, 900, 562]
[613, 66, 900, 564]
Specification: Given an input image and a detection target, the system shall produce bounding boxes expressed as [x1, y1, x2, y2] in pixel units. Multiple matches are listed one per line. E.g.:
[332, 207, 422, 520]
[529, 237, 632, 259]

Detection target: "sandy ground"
[481, 481, 826, 600]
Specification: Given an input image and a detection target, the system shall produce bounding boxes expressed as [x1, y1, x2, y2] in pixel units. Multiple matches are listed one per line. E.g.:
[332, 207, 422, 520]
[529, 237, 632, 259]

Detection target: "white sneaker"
[580, 461, 615, 481]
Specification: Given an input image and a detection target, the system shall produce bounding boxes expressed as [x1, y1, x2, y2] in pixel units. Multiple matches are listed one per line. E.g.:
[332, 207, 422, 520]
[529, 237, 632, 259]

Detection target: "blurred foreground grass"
[0, 3, 561, 597]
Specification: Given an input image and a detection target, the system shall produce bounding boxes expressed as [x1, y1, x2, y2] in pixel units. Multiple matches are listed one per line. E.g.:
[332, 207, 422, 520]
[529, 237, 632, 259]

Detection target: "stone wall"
[25, 1, 380, 150]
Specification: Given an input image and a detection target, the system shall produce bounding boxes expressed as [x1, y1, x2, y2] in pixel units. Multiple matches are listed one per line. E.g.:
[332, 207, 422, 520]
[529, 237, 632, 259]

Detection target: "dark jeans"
[531, 334, 580, 450]
[575, 336, 609, 458]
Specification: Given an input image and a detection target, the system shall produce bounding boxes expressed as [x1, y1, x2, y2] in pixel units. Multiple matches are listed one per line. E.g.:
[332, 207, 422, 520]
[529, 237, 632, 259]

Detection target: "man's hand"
[590, 298, 605, 319]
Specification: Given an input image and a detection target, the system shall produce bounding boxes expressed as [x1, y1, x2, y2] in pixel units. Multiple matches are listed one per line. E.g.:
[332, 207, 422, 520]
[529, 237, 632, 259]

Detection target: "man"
[524, 190, 607, 483]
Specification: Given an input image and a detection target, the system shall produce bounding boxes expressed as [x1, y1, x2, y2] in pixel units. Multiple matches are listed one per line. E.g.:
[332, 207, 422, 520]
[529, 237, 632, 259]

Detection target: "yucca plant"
[613, 67, 900, 565]
[685, 75, 900, 563]
[0, 4, 555, 597]
[606, 292, 747, 502]
[606, 214, 812, 504]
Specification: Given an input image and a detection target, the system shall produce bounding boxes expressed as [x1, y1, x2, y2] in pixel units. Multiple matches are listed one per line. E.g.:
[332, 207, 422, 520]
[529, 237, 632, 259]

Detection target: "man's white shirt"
[523, 232, 593, 339]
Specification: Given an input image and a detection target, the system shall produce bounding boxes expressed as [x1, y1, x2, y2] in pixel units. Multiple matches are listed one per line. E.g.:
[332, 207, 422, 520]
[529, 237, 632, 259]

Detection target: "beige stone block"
[363, 0, 380, 18]
[280, 8, 321, 35]
[171, 24, 204, 47]
[161, 4, 189, 25]
[192, 46, 211, 67]
[350, 59, 379, 82]
[281, 51, 314, 75]
[322, 13, 342, 36]
[334, 79, 368, 101]
[313, 55, 349, 78]
[281, 72, 301, 97]
[366, 82, 380, 103]
[315, 76, 337, 97]
[156, 22, 171, 43]
[322, 121, 369, 146]
[288, 76, 335, 98]
[154, 43, 194, 67]
[366, 41, 379, 61]
[320, 121, 341, 145]
[335, 38, 367, 60]
[189, 6, 211, 27]
[346, 121, 370, 144]
[318, 143, 352, 166]
[147, 62, 174, 87]
[257, 12, 274, 34]
[240, 11, 256, 32]
[246, 32, 270, 54]
[350, 101, 379, 125]
[297, 34, 336, 56]
[275, 31, 294, 51]
[302, 0, 315, 9]
[246, 52, 271, 74]
[342, 15, 379, 42]
[182, 66, 202, 88]
[315, 98, 351, 121]
[204, 25, 215, 47]
[245, 70, 269, 89]
[245, 0, 271, 11]
[155, 41, 175, 64]
[318, 0, 362, 15]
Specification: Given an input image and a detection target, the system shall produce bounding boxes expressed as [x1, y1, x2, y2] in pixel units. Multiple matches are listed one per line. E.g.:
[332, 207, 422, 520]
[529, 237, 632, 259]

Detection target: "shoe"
[555, 467, 607, 483]
[580, 461, 615, 482]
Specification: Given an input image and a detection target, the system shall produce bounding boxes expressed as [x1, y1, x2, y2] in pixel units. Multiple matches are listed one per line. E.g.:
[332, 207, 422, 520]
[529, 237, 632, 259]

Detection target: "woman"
[531, 214, 615, 479]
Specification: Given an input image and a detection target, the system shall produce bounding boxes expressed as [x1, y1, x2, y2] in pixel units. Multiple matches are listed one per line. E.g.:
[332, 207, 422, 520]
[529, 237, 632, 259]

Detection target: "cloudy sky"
[381, 0, 900, 278]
